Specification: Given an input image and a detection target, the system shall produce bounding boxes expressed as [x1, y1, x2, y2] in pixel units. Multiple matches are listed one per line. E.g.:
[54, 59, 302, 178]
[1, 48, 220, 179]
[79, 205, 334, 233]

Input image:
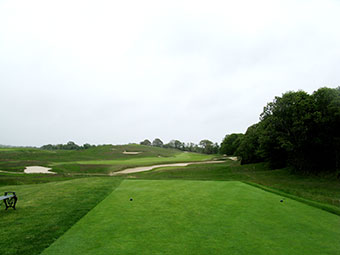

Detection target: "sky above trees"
[1, 0, 339, 146]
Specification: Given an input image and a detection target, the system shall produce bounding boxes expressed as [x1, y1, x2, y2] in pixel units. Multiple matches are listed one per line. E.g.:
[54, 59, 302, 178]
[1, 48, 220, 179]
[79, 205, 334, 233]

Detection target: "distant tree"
[199, 139, 215, 154]
[64, 141, 80, 150]
[184, 142, 196, 152]
[140, 139, 152, 146]
[40, 141, 92, 150]
[83, 143, 92, 149]
[220, 133, 244, 155]
[212, 143, 220, 154]
[41, 144, 53, 150]
[166, 140, 183, 150]
[152, 138, 164, 147]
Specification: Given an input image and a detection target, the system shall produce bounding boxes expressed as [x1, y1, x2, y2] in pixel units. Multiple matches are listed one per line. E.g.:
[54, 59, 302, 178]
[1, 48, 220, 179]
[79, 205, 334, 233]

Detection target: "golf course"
[0, 145, 339, 255]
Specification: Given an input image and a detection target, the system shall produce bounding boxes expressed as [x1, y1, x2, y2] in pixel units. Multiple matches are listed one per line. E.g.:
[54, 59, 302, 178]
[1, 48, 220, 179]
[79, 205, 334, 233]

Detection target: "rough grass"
[0, 177, 122, 255]
[41, 180, 340, 255]
[0, 172, 80, 186]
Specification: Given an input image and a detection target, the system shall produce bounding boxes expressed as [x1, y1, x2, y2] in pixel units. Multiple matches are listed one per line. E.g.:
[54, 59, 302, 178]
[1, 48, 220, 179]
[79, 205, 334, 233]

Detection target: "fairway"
[41, 180, 340, 255]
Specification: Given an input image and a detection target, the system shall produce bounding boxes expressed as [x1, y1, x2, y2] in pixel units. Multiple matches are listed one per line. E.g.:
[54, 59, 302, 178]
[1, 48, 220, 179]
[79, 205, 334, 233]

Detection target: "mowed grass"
[51, 152, 214, 174]
[42, 180, 340, 255]
[0, 145, 215, 174]
[0, 177, 122, 255]
[130, 160, 340, 211]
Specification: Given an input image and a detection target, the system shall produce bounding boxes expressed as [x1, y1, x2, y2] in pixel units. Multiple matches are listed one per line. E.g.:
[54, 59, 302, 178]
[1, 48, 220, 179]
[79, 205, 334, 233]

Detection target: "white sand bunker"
[24, 166, 56, 174]
[111, 161, 225, 175]
[122, 151, 142, 155]
[227, 157, 238, 161]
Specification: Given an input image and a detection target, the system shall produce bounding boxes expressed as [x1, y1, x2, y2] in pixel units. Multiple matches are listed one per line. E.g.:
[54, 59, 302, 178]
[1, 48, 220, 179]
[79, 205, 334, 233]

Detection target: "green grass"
[0, 145, 215, 174]
[41, 180, 340, 255]
[1, 146, 340, 255]
[0, 172, 79, 186]
[129, 160, 340, 212]
[51, 152, 214, 174]
[0, 177, 122, 255]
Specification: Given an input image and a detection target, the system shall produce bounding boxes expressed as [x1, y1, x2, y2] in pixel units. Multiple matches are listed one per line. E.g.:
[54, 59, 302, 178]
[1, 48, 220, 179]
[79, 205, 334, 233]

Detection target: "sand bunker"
[111, 160, 225, 175]
[0, 170, 24, 174]
[24, 166, 56, 174]
[227, 157, 238, 161]
[122, 151, 142, 155]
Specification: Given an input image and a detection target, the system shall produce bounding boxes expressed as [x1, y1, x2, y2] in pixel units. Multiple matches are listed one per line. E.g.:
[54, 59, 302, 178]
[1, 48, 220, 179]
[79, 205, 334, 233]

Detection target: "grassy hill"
[0, 144, 215, 175]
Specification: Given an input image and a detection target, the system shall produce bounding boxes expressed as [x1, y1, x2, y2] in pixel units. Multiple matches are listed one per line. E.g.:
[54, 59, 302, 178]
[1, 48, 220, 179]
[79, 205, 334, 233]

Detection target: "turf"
[41, 180, 340, 255]
[51, 151, 214, 173]
[130, 160, 340, 210]
[0, 145, 215, 174]
[0, 177, 122, 255]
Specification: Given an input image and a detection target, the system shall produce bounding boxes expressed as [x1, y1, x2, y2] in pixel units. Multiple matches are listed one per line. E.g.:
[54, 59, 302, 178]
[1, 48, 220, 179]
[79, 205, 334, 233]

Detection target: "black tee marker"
[280, 199, 283, 202]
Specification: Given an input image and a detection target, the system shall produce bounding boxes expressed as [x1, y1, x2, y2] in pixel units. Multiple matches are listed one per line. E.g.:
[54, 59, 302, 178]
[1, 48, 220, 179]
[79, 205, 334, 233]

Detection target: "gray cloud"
[1, 0, 339, 146]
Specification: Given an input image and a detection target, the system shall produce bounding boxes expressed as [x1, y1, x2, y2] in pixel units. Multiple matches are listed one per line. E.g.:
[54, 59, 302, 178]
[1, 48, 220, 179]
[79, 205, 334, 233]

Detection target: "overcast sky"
[1, 0, 339, 147]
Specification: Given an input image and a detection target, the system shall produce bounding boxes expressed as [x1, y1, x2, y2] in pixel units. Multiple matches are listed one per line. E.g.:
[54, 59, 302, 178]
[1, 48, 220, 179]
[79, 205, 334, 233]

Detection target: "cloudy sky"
[0, 0, 339, 147]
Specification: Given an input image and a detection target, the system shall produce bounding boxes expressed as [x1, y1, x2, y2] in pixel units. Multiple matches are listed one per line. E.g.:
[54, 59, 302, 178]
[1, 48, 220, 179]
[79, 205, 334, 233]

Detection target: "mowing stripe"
[41, 180, 340, 255]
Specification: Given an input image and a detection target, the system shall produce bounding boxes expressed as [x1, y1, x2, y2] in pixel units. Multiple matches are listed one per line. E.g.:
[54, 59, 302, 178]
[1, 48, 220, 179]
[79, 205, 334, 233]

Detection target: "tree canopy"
[140, 139, 151, 146]
[152, 138, 164, 147]
[222, 87, 340, 176]
[41, 141, 96, 150]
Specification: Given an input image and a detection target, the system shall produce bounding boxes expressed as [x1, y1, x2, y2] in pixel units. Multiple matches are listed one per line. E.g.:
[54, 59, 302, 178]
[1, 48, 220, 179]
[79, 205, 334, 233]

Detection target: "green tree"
[199, 139, 216, 154]
[152, 138, 164, 147]
[259, 90, 314, 169]
[83, 143, 92, 149]
[235, 86, 340, 175]
[310, 87, 340, 175]
[236, 124, 264, 164]
[220, 133, 244, 155]
[140, 139, 151, 146]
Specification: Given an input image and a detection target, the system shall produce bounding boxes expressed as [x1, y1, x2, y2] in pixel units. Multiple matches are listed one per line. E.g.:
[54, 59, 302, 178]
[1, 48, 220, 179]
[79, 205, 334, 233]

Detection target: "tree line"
[220, 87, 340, 176]
[41, 141, 96, 150]
[140, 138, 219, 154]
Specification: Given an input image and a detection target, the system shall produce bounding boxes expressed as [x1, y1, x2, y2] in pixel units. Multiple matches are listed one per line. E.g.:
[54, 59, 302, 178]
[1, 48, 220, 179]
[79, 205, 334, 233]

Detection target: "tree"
[170, 140, 184, 150]
[152, 138, 164, 147]
[310, 87, 340, 174]
[41, 141, 88, 150]
[184, 142, 196, 152]
[236, 124, 264, 164]
[199, 139, 215, 154]
[233, 86, 340, 175]
[140, 139, 151, 146]
[259, 90, 313, 169]
[64, 141, 80, 150]
[220, 133, 244, 155]
[83, 143, 92, 149]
